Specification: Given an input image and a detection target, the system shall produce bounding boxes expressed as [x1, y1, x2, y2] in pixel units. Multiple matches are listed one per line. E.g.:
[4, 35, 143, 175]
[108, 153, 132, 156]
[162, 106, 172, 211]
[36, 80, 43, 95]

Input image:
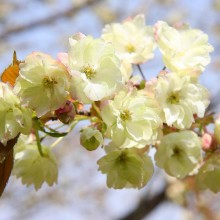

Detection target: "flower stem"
[92, 102, 102, 119]
[34, 128, 44, 157]
[32, 117, 44, 157]
[137, 64, 146, 80]
[50, 117, 87, 148]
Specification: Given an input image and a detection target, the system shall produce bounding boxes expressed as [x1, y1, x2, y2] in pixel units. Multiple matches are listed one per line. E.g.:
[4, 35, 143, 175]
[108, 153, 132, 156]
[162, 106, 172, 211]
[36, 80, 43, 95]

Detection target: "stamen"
[82, 65, 96, 79]
[42, 77, 57, 88]
[126, 44, 136, 53]
[120, 109, 132, 121]
[167, 92, 180, 104]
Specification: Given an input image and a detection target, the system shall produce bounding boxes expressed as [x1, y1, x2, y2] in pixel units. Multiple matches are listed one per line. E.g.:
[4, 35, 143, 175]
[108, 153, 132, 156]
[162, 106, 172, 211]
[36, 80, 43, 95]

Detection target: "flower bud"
[80, 127, 103, 151]
[202, 133, 214, 151]
[55, 100, 75, 124]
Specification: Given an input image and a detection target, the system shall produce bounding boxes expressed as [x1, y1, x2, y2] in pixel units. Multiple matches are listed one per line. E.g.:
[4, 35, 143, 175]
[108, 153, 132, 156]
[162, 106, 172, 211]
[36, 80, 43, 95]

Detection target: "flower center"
[176, 51, 185, 58]
[6, 108, 13, 113]
[82, 65, 96, 79]
[167, 92, 180, 104]
[172, 146, 182, 157]
[126, 44, 136, 53]
[120, 109, 132, 121]
[117, 150, 128, 162]
[42, 77, 57, 88]
[89, 136, 96, 144]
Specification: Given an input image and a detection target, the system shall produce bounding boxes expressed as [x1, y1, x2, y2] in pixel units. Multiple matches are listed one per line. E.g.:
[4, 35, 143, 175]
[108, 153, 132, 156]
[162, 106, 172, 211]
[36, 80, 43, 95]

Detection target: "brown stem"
[119, 187, 167, 220]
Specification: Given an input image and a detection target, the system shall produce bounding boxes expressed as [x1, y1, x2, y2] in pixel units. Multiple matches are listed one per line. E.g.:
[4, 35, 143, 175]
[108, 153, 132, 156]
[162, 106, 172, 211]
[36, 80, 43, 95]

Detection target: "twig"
[137, 64, 146, 80]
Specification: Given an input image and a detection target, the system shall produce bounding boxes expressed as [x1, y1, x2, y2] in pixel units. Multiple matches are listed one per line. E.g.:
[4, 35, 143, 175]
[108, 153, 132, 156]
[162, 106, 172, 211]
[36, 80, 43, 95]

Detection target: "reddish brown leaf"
[0, 150, 14, 197]
[0, 136, 19, 197]
[1, 51, 22, 87]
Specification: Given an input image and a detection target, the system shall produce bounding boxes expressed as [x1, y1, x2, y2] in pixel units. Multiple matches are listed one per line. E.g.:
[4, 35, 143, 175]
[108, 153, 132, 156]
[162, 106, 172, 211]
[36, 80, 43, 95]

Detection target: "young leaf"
[1, 51, 22, 86]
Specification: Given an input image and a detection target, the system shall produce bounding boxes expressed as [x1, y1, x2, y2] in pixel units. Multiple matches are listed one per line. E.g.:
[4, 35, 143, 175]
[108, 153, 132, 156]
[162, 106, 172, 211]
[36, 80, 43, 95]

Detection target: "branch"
[0, 0, 101, 40]
[119, 188, 167, 220]
[207, 90, 220, 113]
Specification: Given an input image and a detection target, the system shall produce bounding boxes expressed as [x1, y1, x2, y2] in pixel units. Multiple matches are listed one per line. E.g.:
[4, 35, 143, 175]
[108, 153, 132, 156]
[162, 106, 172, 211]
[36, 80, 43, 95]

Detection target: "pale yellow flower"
[120, 60, 132, 83]
[155, 73, 209, 129]
[102, 14, 156, 64]
[101, 88, 162, 148]
[97, 148, 154, 189]
[155, 131, 202, 179]
[196, 153, 220, 193]
[14, 52, 70, 117]
[155, 21, 214, 74]
[67, 36, 123, 103]
[0, 83, 32, 144]
[13, 136, 58, 190]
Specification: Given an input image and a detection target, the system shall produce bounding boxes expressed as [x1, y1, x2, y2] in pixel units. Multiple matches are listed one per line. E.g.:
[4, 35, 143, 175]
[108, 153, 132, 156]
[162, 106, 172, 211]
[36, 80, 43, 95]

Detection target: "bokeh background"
[0, 0, 220, 220]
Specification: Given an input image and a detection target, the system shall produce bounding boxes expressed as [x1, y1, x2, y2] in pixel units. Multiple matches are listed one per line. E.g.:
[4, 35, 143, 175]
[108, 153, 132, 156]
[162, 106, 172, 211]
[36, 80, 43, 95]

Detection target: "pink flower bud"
[202, 133, 212, 151]
[202, 133, 217, 151]
[55, 101, 75, 124]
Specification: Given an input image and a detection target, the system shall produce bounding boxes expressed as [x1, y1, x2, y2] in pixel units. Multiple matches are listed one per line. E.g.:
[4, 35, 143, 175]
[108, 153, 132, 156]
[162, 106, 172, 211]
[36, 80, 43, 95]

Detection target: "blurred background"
[0, 0, 220, 219]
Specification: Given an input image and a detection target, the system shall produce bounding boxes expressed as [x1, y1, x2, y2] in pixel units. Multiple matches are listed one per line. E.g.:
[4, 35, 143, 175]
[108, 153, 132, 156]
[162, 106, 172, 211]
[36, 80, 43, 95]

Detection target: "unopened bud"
[80, 127, 103, 151]
[55, 101, 75, 124]
[202, 133, 213, 151]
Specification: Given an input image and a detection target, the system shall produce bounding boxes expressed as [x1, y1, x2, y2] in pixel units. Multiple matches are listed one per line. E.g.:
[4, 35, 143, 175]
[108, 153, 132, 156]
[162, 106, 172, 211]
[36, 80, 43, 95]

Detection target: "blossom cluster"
[1, 14, 219, 194]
